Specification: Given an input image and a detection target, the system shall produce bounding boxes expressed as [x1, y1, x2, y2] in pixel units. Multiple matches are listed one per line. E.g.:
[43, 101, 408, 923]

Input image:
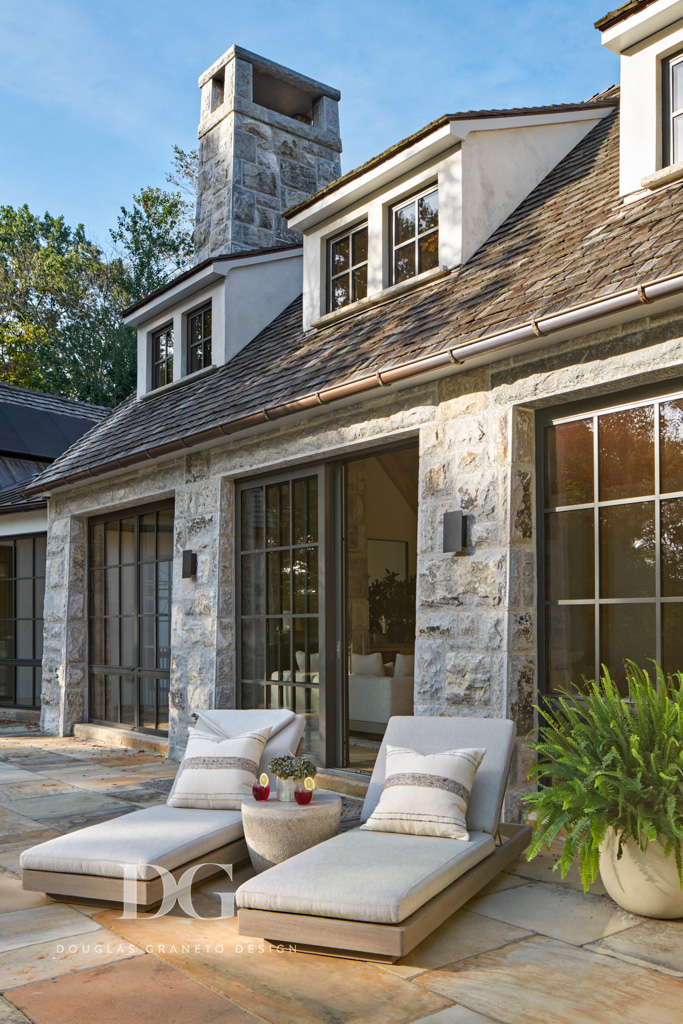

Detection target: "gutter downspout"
[28, 270, 683, 493]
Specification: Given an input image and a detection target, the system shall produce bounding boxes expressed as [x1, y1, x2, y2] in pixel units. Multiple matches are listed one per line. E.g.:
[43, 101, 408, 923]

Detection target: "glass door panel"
[238, 471, 324, 763]
[89, 503, 173, 733]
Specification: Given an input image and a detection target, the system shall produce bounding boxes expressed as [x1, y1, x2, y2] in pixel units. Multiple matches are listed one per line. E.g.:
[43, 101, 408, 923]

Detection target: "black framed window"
[89, 503, 173, 733]
[238, 471, 325, 762]
[188, 304, 212, 374]
[391, 186, 438, 285]
[0, 535, 46, 708]
[152, 325, 174, 389]
[541, 390, 683, 696]
[328, 224, 368, 311]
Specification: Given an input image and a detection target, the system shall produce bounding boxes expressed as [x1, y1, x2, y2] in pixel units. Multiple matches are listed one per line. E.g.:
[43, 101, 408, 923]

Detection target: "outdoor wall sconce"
[182, 550, 197, 578]
[443, 510, 469, 554]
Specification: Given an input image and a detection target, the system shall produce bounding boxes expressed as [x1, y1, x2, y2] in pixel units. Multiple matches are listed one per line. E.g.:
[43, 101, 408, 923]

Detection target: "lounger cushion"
[362, 717, 516, 836]
[236, 827, 494, 924]
[361, 745, 485, 840]
[167, 727, 270, 809]
[20, 804, 243, 881]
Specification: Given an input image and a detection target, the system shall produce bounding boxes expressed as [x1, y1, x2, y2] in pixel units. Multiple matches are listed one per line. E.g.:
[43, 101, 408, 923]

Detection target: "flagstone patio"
[1, 719, 682, 1024]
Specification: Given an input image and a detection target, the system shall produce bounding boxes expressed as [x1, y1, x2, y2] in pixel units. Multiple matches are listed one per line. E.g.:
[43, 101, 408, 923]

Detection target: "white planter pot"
[275, 777, 297, 802]
[599, 828, 683, 919]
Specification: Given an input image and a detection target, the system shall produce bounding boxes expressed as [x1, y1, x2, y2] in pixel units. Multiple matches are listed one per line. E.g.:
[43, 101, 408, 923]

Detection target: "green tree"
[0, 147, 198, 407]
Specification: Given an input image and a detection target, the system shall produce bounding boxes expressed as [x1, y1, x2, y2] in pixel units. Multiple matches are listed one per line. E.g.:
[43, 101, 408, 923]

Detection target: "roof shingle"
[33, 108, 683, 492]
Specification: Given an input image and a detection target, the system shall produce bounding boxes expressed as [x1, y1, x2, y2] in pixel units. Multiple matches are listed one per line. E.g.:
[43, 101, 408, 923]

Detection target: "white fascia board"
[288, 108, 615, 233]
[287, 125, 457, 232]
[600, 0, 683, 52]
[124, 248, 303, 328]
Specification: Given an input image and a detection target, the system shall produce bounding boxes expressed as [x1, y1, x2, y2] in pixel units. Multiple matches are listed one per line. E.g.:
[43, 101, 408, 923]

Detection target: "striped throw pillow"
[167, 727, 271, 810]
[361, 745, 486, 840]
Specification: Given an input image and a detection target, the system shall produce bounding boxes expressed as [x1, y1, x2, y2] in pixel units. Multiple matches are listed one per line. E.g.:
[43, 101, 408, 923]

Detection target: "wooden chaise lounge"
[236, 716, 531, 962]
[21, 709, 305, 907]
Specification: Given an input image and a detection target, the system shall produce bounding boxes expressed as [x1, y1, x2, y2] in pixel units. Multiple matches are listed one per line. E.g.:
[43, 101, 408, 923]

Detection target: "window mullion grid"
[593, 413, 601, 685]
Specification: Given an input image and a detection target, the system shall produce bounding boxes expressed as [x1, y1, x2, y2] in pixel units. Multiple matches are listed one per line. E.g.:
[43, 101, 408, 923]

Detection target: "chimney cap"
[198, 44, 341, 102]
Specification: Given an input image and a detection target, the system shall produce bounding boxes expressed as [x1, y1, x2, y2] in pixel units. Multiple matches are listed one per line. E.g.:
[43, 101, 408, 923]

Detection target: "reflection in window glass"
[392, 187, 438, 284]
[544, 395, 683, 693]
[329, 225, 368, 311]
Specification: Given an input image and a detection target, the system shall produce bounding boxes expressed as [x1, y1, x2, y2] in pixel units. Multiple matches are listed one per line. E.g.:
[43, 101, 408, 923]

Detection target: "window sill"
[141, 364, 218, 401]
[641, 162, 683, 191]
[311, 264, 451, 330]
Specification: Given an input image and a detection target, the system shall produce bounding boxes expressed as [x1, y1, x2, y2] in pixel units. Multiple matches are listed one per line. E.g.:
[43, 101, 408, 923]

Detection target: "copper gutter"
[27, 270, 683, 495]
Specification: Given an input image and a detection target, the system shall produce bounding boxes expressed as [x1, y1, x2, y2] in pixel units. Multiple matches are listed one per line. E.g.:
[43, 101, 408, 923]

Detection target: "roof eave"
[30, 269, 683, 499]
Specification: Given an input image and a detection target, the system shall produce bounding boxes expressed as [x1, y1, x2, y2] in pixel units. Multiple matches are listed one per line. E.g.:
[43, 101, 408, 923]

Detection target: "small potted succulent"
[524, 661, 683, 918]
[268, 754, 318, 803]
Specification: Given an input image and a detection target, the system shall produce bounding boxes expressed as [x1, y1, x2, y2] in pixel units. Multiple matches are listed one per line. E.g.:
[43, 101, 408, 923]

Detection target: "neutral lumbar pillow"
[361, 745, 486, 840]
[167, 727, 271, 810]
[351, 652, 386, 676]
[394, 653, 414, 678]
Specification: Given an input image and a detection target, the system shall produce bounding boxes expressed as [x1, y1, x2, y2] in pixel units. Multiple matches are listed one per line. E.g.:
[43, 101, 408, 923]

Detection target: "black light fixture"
[443, 510, 469, 554]
[182, 550, 197, 578]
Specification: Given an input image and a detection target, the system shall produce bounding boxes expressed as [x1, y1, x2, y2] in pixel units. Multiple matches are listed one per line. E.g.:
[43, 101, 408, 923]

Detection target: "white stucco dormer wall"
[292, 110, 613, 331]
[600, 0, 683, 196]
[124, 249, 302, 398]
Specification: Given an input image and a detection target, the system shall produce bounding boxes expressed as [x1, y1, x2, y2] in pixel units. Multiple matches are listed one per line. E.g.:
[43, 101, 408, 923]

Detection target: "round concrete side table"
[241, 792, 342, 873]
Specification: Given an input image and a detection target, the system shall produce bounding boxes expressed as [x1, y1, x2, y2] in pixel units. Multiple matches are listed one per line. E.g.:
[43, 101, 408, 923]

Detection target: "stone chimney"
[194, 45, 342, 263]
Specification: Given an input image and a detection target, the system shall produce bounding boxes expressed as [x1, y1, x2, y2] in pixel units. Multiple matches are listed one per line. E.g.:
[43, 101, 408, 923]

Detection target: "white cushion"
[20, 804, 243, 881]
[167, 727, 270, 809]
[361, 745, 485, 840]
[394, 653, 414, 677]
[295, 650, 319, 674]
[236, 827, 494, 924]
[362, 717, 516, 836]
[351, 652, 385, 676]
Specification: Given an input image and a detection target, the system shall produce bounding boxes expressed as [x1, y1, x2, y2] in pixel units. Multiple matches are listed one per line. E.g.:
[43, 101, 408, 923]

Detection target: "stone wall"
[194, 49, 342, 262]
[41, 308, 683, 806]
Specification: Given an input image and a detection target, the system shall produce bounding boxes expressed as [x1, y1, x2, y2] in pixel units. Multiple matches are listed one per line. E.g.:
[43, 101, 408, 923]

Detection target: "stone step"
[0, 708, 41, 723]
[315, 771, 370, 800]
[73, 723, 169, 757]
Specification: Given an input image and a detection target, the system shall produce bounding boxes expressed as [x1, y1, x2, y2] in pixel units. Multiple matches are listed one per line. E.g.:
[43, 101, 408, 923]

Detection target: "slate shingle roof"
[32, 105, 683, 492]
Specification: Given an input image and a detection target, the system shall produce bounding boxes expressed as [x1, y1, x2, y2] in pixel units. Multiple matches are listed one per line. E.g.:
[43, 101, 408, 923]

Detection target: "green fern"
[523, 661, 683, 891]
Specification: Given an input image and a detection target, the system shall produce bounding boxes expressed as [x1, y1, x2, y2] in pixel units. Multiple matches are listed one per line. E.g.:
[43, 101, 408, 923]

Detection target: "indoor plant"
[268, 754, 317, 803]
[524, 661, 683, 917]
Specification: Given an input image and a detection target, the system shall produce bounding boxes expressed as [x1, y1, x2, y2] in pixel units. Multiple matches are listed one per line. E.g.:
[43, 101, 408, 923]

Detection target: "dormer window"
[391, 186, 438, 284]
[152, 325, 174, 389]
[664, 50, 683, 166]
[188, 304, 212, 373]
[328, 224, 368, 311]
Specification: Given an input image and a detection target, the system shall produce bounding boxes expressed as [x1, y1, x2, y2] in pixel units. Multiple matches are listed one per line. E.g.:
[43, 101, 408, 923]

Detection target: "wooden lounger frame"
[237, 823, 531, 962]
[23, 837, 249, 908]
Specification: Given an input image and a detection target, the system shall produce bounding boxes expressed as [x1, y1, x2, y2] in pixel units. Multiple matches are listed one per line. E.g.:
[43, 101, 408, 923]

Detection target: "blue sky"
[0, 1, 620, 249]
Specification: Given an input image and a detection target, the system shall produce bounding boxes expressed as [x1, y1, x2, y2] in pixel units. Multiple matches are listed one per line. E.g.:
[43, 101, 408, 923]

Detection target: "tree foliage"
[0, 148, 198, 407]
[524, 661, 683, 891]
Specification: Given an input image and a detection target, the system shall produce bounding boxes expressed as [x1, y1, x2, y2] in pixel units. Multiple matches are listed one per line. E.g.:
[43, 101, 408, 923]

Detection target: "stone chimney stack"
[194, 46, 342, 263]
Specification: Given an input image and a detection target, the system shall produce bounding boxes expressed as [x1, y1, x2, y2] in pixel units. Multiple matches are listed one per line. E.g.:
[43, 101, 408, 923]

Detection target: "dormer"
[598, 0, 683, 196]
[123, 246, 302, 399]
[287, 104, 615, 332]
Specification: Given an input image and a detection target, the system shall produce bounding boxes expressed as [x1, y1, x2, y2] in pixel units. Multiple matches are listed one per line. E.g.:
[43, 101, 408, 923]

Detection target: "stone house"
[26, 3, 683, 812]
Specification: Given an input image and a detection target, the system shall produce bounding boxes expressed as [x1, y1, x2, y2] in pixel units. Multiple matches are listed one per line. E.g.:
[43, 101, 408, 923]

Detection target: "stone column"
[504, 406, 538, 821]
[40, 510, 88, 735]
